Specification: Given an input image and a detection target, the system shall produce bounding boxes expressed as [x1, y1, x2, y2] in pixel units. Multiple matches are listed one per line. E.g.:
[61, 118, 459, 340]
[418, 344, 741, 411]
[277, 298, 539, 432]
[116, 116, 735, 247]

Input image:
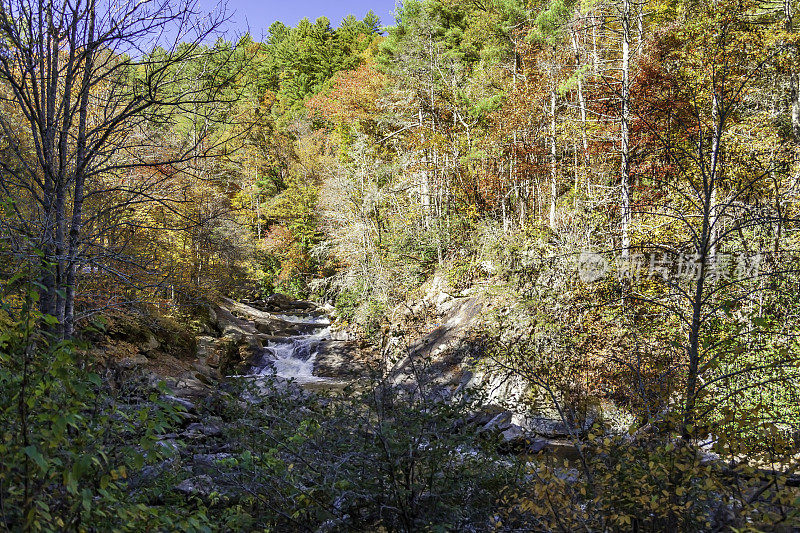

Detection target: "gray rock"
[192, 453, 233, 467]
[528, 418, 573, 439]
[128, 459, 178, 490]
[466, 405, 507, 427]
[482, 411, 513, 433]
[156, 438, 180, 455]
[196, 335, 216, 358]
[527, 439, 550, 453]
[196, 335, 229, 370]
[174, 474, 215, 498]
[263, 293, 295, 311]
[182, 420, 222, 439]
[142, 334, 160, 353]
[329, 328, 351, 341]
[264, 294, 318, 311]
[170, 376, 211, 400]
[219, 297, 321, 338]
[160, 394, 196, 413]
[314, 340, 365, 379]
[501, 424, 525, 443]
[117, 354, 148, 368]
[221, 324, 249, 341]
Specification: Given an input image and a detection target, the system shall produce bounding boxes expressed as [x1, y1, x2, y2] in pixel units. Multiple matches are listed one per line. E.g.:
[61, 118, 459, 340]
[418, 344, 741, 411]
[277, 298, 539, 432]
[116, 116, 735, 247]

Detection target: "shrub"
[0, 284, 211, 531]
[199, 369, 517, 531]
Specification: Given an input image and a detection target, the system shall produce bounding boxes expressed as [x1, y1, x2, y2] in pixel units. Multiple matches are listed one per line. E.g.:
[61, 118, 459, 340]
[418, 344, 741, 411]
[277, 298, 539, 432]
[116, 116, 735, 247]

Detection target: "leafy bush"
[198, 369, 517, 531]
[500, 420, 800, 532]
[0, 285, 211, 531]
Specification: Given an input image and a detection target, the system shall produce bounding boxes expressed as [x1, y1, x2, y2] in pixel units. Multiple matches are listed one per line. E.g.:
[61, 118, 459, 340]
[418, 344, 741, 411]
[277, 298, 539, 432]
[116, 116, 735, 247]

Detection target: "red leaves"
[306, 62, 388, 123]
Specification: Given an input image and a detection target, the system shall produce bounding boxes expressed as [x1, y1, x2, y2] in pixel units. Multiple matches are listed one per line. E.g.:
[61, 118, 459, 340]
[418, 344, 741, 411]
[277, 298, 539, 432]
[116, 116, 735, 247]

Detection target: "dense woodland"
[2, 0, 800, 530]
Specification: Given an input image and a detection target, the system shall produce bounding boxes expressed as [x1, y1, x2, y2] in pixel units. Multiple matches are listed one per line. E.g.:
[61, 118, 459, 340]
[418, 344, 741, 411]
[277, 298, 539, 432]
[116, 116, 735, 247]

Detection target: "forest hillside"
[1, 0, 800, 530]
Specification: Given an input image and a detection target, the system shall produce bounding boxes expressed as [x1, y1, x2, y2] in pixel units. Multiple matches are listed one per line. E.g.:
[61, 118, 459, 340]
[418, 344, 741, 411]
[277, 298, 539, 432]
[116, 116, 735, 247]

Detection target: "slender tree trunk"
[792, 73, 800, 138]
[573, 141, 580, 208]
[516, 131, 527, 225]
[550, 90, 558, 231]
[621, 0, 632, 258]
[64, 0, 96, 339]
[786, 0, 800, 137]
[683, 205, 711, 440]
[684, 74, 726, 440]
[708, 91, 721, 259]
[39, 3, 59, 320]
[592, 10, 600, 75]
[536, 176, 542, 222]
[55, 183, 66, 330]
[64, 177, 85, 339]
[637, 0, 643, 50]
[571, 29, 590, 167]
[419, 107, 431, 229]
[513, 39, 518, 91]
[256, 193, 262, 240]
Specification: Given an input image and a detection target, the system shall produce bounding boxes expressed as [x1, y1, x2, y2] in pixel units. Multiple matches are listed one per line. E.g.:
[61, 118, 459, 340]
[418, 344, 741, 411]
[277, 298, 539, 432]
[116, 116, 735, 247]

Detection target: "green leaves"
[0, 280, 201, 531]
[23, 446, 47, 471]
[529, 0, 576, 46]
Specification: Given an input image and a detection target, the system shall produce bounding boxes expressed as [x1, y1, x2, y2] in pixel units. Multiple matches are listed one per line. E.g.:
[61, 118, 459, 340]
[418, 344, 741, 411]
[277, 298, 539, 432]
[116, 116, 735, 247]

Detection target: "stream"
[247, 310, 338, 388]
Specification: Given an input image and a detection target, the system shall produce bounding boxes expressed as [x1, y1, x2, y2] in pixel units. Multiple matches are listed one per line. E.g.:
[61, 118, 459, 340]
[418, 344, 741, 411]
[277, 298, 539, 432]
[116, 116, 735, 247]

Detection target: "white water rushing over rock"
[272, 314, 331, 325]
[251, 318, 332, 385]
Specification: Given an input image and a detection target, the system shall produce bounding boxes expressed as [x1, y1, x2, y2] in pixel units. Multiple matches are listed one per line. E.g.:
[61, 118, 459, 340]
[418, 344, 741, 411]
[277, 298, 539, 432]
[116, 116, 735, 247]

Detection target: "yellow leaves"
[110, 466, 126, 480]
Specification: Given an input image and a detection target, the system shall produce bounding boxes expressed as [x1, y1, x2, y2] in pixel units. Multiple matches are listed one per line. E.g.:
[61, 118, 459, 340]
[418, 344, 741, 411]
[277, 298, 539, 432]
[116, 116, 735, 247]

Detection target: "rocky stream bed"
[121, 291, 591, 503]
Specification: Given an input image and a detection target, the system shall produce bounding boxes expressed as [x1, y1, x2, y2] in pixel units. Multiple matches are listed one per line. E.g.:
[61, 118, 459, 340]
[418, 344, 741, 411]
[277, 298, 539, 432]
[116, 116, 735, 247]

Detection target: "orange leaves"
[263, 224, 294, 252]
[263, 224, 314, 283]
[305, 62, 388, 124]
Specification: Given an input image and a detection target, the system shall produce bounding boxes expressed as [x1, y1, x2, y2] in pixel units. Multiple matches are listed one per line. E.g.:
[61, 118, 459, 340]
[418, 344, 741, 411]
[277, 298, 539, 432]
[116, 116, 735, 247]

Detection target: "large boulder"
[205, 301, 268, 374]
[196, 336, 221, 368]
[314, 340, 367, 379]
[220, 298, 318, 337]
[262, 293, 318, 312]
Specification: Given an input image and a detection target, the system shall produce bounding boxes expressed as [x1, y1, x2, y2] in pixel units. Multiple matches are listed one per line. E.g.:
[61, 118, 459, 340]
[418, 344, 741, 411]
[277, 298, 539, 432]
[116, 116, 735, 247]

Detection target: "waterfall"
[251, 316, 332, 385]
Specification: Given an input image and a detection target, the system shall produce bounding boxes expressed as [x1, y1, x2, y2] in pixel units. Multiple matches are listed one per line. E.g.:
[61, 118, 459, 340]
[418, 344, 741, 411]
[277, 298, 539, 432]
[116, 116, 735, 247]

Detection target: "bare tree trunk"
[65, 0, 96, 339]
[55, 184, 67, 330]
[637, 0, 643, 50]
[419, 107, 431, 229]
[517, 129, 527, 225]
[786, 0, 800, 137]
[550, 90, 558, 231]
[621, 0, 632, 258]
[708, 91, 721, 259]
[573, 141, 580, 208]
[571, 29, 590, 167]
[256, 192, 262, 240]
[592, 9, 600, 75]
[683, 75, 725, 440]
[683, 193, 713, 440]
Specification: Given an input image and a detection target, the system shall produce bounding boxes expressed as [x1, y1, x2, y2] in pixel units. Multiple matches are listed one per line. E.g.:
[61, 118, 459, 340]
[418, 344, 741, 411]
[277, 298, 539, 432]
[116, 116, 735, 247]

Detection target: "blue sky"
[202, 0, 397, 39]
